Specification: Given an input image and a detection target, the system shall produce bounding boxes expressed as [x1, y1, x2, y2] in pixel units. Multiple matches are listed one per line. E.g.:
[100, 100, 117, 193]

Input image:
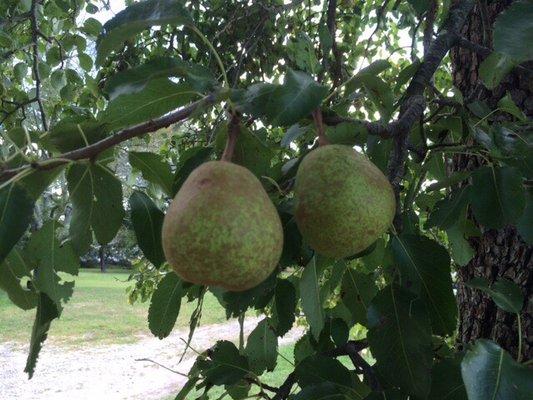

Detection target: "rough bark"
[450, 0, 532, 361]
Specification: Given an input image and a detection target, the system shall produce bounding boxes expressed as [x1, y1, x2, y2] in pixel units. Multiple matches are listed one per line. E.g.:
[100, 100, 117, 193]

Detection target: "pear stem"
[221, 113, 241, 162]
[312, 108, 330, 146]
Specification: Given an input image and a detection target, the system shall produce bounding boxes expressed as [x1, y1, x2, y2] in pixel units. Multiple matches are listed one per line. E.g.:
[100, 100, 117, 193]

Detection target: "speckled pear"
[294, 145, 395, 259]
[162, 161, 283, 291]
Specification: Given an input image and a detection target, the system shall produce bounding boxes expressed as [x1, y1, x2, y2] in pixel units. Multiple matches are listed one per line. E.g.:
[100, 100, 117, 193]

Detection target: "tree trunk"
[450, 0, 532, 361]
[99, 245, 106, 273]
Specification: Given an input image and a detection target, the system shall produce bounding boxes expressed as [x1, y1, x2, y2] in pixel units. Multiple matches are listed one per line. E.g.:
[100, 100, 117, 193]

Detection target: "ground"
[0, 269, 302, 399]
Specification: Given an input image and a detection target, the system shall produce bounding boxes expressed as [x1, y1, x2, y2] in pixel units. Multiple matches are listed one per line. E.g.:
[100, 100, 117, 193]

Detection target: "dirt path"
[0, 317, 302, 400]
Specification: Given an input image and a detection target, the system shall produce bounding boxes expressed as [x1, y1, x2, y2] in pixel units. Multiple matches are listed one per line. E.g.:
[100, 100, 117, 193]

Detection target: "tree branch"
[30, 0, 48, 131]
[0, 96, 215, 183]
[326, 0, 343, 87]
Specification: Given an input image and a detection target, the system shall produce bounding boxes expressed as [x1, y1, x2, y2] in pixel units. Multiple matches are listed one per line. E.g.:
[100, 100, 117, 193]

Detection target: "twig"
[0, 95, 215, 183]
[135, 358, 188, 377]
[30, 0, 48, 131]
[221, 113, 241, 162]
[272, 372, 296, 400]
[326, 0, 343, 87]
[312, 108, 329, 146]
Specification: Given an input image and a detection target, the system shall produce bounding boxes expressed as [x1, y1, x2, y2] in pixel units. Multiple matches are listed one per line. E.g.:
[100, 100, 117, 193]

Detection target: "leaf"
[67, 163, 125, 254]
[24, 293, 60, 379]
[425, 171, 471, 192]
[497, 93, 527, 121]
[129, 151, 173, 196]
[104, 57, 214, 100]
[461, 339, 533, 400]
[271, 278, 296, 336]
[129, 191, 165, 267]
[330, 318, 349, 347]
[148, 272, 182, 339]
[203, 341, 249, 386]
[391, 234, 457, 335]
[479, 52, 516, 90]
[367, 285, 432, 399]
[281, 123, 307, 148]
[0, 249, 37, 310]
[0, 183, 34, 264]
[425, 186, 471, 230]
[48, 118, 110, 153]
[215, 124, 273, 178]
[99, 79, 197, 131]
[291, 382, 347, 400]
[493, 1, 533, 63]
[340, 268, 377, 326]
[446, 225, 475, 267]
[467, 277, 524, 314]
[429, 356, 468, 400]
[300, 256, 325, 340]
[326, 121, 368, 146]
[235, 70, 328, 127]
[78, 52, 93, 71]
[96, 0, 194, 65]
[470, 166, 526, 229]
[295, 354, 352, 388]
[172, 146, 213, 195]
[244, 318, 278, 375]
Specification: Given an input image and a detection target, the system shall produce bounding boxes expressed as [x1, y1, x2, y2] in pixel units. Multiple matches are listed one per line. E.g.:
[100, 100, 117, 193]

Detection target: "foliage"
[0, 0, 531, 398]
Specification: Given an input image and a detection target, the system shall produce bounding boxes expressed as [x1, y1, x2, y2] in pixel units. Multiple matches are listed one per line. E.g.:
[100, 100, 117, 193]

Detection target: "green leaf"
[340, 268, 377, 326]
[425, 186, 471, 230]
[497, 93, 527, 121]
[214, 124, 273, 178]
[244, 318, 278, 375]
[367, 285, 432, 399]
[67, 163, 125, 254]
[391, 234, 457, 335]
[429, 356, 467, 400]
[281, 123, 307, 148]
[203, 340, 249, 386]
[295, 354, 352, 388]
[82, 17, 102, 37]
[0, 183, 34, 264]
[493, 1, 533, 63]
[330, 318, 349, 347]
[172, 146, 213, 195]
[461, 339, 533, 400]
[291, 382, 346, 400]
[14, 62, 27, 80]
[326, 121, 368, 146]
[24, 293, 60, 379]
[100, 79, 197, 131]
[446, 225, 475, 267]
[467, 277, 524, 314]
[129, 191, 165, 267]
[48, 118, 109, 153]
[104, 57, 214, 100]
[148, 272, 182, 339]
[425, 171, 471, 192]
[235, 70, 328, 127]
[470, 166, 526, 229]
[0, 249, 37, 310]
[78, 52, 93, 71]
[129, 151, 173, 196]
[300, 256, 325, 340]
[479, 52, 516, 90]
[96, 0, 194, 65]
[271, 278, 296, 336]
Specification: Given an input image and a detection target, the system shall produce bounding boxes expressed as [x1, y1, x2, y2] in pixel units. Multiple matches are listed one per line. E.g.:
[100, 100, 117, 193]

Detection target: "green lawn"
[0, 268, 226, 346]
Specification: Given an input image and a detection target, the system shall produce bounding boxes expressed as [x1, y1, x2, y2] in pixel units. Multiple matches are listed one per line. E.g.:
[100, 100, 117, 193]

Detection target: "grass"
[0, 268, 226, 347]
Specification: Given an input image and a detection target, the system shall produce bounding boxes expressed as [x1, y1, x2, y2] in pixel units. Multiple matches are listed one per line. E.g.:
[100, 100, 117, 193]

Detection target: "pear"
[162, 161, 283, 291]
[294, 144, 395, 259]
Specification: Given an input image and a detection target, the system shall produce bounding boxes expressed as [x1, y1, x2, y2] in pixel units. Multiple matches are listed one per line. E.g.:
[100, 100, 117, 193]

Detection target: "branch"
[221, 113, 241, 161]
[30, 0, 48, 131]
[272, 372, 296, 400]
[322, 95, 426, 139]
[423, 1, 438, 56]
[326, 0, 343, 87]
[0, 96, 215, 183]
[386, 0, 475, 229]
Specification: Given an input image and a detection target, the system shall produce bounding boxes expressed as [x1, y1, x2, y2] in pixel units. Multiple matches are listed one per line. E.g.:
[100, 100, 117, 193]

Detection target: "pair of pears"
[162, 145, 395, 292]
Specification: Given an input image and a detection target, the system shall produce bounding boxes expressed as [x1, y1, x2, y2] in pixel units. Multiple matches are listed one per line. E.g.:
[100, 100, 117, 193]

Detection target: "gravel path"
[0, 317, 302, 400]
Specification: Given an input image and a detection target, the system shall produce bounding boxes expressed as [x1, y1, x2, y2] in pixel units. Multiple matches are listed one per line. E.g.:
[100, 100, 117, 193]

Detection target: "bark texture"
[450, 0, 532, 361]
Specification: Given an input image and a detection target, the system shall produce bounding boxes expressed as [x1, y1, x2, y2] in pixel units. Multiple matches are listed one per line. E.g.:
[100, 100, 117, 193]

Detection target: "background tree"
[0, 0, 531, 398]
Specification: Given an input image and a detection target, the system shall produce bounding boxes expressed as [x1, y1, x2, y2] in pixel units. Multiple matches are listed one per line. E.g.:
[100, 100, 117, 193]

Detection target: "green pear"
[162, 161, 283, 291]
[294, 144, 395, 259]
